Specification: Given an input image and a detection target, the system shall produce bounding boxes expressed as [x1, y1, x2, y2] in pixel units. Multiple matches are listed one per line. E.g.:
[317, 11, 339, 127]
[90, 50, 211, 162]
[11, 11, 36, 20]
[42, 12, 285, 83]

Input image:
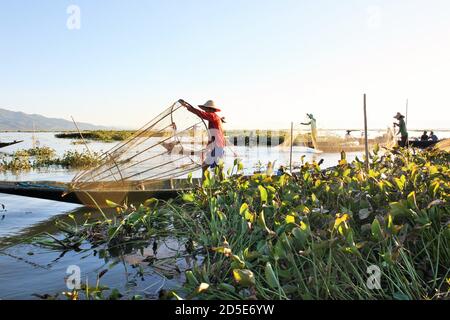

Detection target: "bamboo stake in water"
[71, 116, 93, 156]
[289, 122, 294, 172]
[406, 99, 409, 127]
[363, 94, 369, 171]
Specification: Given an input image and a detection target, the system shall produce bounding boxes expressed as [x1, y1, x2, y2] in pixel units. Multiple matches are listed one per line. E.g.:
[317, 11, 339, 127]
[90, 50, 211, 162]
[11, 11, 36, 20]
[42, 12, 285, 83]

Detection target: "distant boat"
[408, 140, 440, 149]
[0, 140, 23, 149]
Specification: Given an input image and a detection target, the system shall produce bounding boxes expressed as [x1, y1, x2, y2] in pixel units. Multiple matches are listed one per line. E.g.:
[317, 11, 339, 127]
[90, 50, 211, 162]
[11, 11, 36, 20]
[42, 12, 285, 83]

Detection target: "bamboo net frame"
[71, 101, 209, 191]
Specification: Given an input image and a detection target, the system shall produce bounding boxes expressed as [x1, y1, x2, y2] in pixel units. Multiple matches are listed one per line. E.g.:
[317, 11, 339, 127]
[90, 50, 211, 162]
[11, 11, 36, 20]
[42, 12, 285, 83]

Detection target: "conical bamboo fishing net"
[71, 101, 209, 194]
[280, 124, 396, 153]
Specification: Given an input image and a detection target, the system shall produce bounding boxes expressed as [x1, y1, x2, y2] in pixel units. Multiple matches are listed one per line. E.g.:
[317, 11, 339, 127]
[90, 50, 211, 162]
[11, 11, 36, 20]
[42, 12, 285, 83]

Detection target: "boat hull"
[409, 140, 439, 149]
[0, 181, 185, 207]
[0, 140, 24, 149]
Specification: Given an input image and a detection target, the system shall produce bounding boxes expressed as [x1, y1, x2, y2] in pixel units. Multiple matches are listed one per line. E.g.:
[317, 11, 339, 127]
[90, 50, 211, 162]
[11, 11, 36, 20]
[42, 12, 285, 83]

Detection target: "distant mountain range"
[0, 108, 108, 131]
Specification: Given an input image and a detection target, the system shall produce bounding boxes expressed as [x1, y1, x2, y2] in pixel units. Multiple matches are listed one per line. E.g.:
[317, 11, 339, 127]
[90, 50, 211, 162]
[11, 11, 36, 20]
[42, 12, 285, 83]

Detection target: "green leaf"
[285, 214, 296, 224]
[292, 222, 309, 246]
[390, 201, 410, 218]
[407, 191, 417, 209]
[343, 168, 351, 177]
[393, 292, 410, 300]
[265, 262, 280, 288]
[218, 283, 236, 293]
[371, 219, 384, 241]
[233, 269, 255, 287]
[373, 143, 380, 155]
[185, 270, 199, 286]
[257, 211, 274, 235]
[182, 193, 195, 203]
[239, 203, 249, 215]
[245, 210, 255, 223]
[394, 175, 406, 191]
[144, 198, 158, 207]
[108, 289, 123, 300]
[105, 199, 119, 208]
[258, 185, 268, 204]
[231, 255, 246, 269]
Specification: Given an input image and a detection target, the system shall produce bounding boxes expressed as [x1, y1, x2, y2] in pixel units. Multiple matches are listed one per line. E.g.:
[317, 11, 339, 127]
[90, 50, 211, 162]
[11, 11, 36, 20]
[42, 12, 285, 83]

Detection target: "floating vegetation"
[71, 140, 90, 145]
[55, 150, 101, 168]
[24, 146, 56, 158]
[0, 152, 33, 171]
[33, 147, 449, 300]
[55, 131, 136, 142]
[0, 147, 101, 171]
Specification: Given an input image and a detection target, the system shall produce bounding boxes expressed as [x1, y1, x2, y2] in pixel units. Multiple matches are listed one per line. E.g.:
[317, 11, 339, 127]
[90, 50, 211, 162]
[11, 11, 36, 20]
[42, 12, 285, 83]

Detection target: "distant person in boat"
[301, 113, 318, 149]
[429, 131, 438, 142]
[393, 112, 408, 147]
[420, 131, 429, 141]
[178, 99, 226, 177]
[345, 130, 353, 139]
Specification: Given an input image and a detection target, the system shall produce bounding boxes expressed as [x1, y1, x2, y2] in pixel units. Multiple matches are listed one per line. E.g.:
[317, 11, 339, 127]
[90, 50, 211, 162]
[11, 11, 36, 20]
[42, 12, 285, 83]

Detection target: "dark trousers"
[399, 135, 408, 148]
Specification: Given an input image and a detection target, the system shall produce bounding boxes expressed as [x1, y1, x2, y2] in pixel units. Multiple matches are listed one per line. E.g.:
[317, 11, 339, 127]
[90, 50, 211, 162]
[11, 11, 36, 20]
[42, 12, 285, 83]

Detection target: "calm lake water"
[0, 130, 447, 299]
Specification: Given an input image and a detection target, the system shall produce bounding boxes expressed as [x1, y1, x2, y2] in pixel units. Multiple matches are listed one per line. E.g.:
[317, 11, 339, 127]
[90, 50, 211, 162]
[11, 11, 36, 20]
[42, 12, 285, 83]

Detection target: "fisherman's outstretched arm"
[179, 99, 214, 121]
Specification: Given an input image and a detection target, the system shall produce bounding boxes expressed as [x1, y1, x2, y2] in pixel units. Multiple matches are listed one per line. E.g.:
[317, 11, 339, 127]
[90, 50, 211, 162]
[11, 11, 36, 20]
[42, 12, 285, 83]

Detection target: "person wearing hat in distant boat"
[393, 112, 408, 147]
[178, 99, 226, 177]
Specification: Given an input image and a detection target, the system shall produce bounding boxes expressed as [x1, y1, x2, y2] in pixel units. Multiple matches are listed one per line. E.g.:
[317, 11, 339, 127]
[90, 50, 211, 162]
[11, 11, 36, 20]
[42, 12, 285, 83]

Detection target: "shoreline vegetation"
[51, 129, 390, 148]
[32, 147, 449, 300]
[52, 129, 449, 149]
[55, 131, 135, 142]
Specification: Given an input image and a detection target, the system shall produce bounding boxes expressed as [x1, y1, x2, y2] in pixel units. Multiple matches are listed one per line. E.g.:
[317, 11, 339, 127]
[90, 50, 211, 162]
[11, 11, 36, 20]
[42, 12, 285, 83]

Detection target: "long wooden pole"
[405, 99, 409, 126]
[289, 122, 294, 172]
[363, 94, 369, 171]
[71, 116, 93, 156]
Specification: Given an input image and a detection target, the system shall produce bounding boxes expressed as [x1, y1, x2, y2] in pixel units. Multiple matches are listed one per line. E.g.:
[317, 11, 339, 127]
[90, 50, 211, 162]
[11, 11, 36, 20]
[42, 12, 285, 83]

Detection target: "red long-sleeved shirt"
[186, 106, 226, 148]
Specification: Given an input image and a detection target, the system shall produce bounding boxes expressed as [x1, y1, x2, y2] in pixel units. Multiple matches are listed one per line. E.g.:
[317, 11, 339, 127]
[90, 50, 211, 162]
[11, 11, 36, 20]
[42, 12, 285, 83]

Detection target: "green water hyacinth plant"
[33, 147, 449, 300]
[174, 147, 449, 300]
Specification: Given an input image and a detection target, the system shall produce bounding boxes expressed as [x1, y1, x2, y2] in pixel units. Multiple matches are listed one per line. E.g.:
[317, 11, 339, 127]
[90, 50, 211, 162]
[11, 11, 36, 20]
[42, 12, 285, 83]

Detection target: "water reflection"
[0, 201, 194, 299]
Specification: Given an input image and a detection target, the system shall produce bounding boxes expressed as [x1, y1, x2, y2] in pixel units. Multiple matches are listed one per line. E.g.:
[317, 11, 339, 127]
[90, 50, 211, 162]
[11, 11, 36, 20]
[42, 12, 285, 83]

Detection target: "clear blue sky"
[1, 0, 449, 130]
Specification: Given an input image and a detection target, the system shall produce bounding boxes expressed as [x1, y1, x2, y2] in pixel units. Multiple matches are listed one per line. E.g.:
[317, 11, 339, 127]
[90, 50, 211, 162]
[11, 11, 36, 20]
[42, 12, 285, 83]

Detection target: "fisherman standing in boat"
[178, 99, 226, 177]
[393, 112, 408, 147]
[301, 113, 318, 149]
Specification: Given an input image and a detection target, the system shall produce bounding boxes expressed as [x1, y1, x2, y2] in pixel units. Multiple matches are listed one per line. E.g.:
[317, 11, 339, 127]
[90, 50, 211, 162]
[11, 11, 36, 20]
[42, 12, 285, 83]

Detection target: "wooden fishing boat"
[0, 179, 194, 208]
[0, 140, 23, 149]
[408, 140, 440, 149]
[305, 137, 392, 153]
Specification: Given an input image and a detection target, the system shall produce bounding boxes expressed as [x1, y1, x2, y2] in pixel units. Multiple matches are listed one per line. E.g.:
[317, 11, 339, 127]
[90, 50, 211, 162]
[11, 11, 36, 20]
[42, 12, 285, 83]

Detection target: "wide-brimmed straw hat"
[394, 112, 405, 119]
[198, 100, 221, 112]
